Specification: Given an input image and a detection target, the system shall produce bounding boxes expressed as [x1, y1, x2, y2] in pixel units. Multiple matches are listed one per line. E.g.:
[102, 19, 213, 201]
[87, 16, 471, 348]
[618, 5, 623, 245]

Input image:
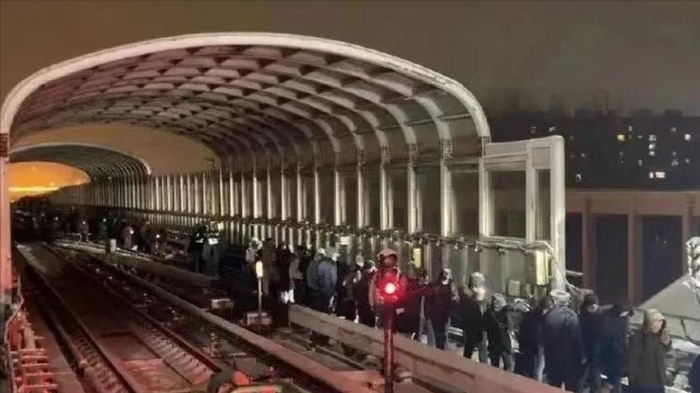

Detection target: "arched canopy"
[10, 142, 152, 179]
[1, 33, 491, 173]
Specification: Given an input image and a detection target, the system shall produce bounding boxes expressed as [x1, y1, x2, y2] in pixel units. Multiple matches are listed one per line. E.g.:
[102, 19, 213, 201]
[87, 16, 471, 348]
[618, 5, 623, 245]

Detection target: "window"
[617, 134, 626, 142]
[491, 171, 526, 238]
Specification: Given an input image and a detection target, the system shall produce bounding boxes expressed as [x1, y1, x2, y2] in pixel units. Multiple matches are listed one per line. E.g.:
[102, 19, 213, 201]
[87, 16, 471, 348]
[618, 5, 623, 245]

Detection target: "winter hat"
[354, 255, 365, 267]
[582, 293, 599, 308]
[550, 289, 571, 306]
[469, 272, 486, 289]
[644, 308, 665, 325]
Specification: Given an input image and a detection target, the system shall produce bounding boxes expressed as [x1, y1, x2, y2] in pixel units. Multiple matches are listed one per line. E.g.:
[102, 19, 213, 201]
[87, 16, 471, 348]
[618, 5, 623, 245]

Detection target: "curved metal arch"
[9, 142, 152, 180]
[2, 33, 491, 165]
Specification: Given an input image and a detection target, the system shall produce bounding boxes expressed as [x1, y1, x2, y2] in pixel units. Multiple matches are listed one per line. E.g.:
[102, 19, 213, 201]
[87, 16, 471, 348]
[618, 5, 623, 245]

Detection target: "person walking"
[599, 302, 631, 393]
[315, 248, 339, 314]
[579, 293, 603, 392]
[515, 296, 551, 381]
[397, 265, 427, 340]
[542, 289, 584, 393]
[627, 309, 672, 393]
[342, 255, 365, 322]
[305, 249, 326, 311]
[425, 268, 458, 350]
[354, 260, 376, 327]
[460, 272, 489, 363]
[288, 251, 304, 304]
[484, 293, 515, 371]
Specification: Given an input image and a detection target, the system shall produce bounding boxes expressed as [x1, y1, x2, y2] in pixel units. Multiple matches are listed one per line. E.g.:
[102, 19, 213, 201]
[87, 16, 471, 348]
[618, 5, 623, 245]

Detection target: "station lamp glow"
[255, 260, 264, 279]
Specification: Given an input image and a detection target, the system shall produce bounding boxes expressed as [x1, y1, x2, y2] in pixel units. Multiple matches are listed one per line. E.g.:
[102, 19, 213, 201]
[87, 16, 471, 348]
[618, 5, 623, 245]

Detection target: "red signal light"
[384, 282, 397, 295]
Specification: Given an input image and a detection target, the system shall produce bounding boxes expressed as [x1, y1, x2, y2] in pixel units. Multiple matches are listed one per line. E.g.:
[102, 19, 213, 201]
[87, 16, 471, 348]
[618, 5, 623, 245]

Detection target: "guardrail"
[288, 305, 563, 393]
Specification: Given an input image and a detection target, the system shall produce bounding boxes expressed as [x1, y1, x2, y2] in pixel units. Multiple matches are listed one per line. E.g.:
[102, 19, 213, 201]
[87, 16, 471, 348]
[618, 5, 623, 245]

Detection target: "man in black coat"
[459, 272, 488, 363]
[599, 303, 631, 393]
[484, 293, 515, 371]
[579, 293, 603, 392]
[542, 289, 584, 392]
[514, 296, 551, 381]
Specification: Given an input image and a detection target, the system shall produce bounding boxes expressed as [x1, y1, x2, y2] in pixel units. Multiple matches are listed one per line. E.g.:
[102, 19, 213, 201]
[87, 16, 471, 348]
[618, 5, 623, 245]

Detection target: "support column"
[334, 167, 341, 226]
[186, 174, 193, 214]
[627, 207, 639, 304]
[267, 166, 273, 218]
[582, 199, 596, 290]
[229, 168, 235, 217]
[439, 140, 453, 237]
[241, 174, 248, 217]
[252, 169, 260, 218]
[194, 174, 201, 215]
[356, 162, 365, 228]
[219, 169, 225, 217]
[202, 172, 209, 217]
[407, 147, 417, 234]
[379, 148, 389, 230]
[281, 169, 288, 219]
[313, 165, 321, 224]
[682, 198, 694, 273]
[525, 147, 537, 243]
[296, 166, 303, 221]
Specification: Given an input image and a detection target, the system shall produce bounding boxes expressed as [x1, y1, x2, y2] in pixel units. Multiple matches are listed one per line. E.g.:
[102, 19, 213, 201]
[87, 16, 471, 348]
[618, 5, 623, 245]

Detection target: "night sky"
[2, 0, 699, 195]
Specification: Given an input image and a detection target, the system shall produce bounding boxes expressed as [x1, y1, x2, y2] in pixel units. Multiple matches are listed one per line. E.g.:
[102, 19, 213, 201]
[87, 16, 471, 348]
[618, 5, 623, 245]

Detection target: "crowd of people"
[244, 240, 679, 393]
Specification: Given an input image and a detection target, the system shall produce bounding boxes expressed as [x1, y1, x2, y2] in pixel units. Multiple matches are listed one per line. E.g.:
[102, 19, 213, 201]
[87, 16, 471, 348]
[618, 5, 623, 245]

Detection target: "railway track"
[43, 241, 449, 393]
[18, 243, 219, 393]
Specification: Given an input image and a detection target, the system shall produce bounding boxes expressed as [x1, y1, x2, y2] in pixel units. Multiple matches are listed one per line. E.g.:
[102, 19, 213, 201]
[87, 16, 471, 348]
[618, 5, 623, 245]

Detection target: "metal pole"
[384, 304, 394, 393]
[258, 277, 263, 334]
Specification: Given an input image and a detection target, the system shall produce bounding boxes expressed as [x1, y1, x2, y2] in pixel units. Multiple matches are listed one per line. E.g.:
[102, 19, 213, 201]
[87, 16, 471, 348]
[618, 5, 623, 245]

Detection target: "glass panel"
[319, 170, 334, 224]
[566, 213, 583, 288]
[390, 170, 407, 230]
[287, 175, 297, 219]
[492, 171, 526, 238]
[451, 171, 479, 235]
[344, 175, 358, 226]
[596, 215, 628, 304]
[259, 176, 268, 218]
[303, 175, 314, 221]
[364, 168, 381, 229]
[537, 170, 551, 240]
[417, 166, 440, 234]
[642, 216, 682, 300]
[271, 174, 281, 218]
[692, 216, 700, 237]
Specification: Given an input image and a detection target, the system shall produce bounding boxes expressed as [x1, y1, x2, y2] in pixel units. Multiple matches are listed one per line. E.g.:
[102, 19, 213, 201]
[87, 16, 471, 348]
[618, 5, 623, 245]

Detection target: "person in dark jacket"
[514, 296, 551, 381]
[484, 293, 515, 371]
[579, 293, 603, 392]
[315, 249, 338, 314]
[460, 272, 489, 363]
[305, 249, 326, 311]
[598, 303, 630, 393]
[397, 265, 427, 340]
[354, 260, 376, 327]
[542, 289, 584, 392]
[627, 308, 672, 393]
[97, 218, 109, 242]
[425, 268, 458, 350]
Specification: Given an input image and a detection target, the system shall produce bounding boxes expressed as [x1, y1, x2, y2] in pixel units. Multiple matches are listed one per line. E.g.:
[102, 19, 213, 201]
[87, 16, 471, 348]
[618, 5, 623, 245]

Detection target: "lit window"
[549, 126, 556, 133]
[649, 171, 655, 179]
[619, 151, 624, 156]
[637, 134, 643, 140]
[655, 171, 666, 179]
[580, 153, 587, 158]
[670, 126, 677, 133]
[617, 134, 626, 142]
[648, 143, 656, 150]
[649, 150, 656, 156]
[649, 134, 657, 142]
[685, 133, 693, 141]
[637, 159, 644, 166]
[575, 174, 583, 183]
[686, 158, 692, 164]
[672, 151, 678, 157]
[671, 158, 679, 167]
[628, 125, 634, 132]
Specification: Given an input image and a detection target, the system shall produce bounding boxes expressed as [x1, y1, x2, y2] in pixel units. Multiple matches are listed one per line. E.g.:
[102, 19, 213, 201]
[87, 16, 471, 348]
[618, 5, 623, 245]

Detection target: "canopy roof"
[2, 33, 490, 173]
[10, 143, 151, 179]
